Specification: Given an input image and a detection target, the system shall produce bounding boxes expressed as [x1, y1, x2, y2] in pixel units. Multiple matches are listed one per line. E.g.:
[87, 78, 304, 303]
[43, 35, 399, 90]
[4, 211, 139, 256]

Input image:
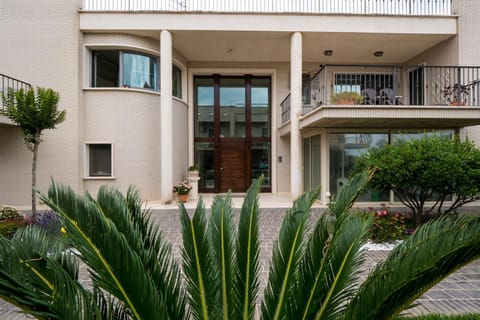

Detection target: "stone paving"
[1, 207, 480, 319]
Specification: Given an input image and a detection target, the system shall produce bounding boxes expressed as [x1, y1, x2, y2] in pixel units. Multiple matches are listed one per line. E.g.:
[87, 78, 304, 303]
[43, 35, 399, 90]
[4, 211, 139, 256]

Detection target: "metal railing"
[281, 64, 480, 124]
[82, 0, 451, 15]
[0, 73, 31, 110]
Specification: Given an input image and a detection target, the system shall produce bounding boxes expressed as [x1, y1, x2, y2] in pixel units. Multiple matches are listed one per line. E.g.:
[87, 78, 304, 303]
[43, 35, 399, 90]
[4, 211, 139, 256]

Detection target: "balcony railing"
[82, 0, 451, 15]
[0, 73, 31, 111]
[280, 64, 480, 124]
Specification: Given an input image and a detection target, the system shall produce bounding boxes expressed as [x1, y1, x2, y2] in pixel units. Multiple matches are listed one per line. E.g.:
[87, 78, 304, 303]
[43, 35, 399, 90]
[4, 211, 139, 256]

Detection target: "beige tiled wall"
[0, 0, 83, 205]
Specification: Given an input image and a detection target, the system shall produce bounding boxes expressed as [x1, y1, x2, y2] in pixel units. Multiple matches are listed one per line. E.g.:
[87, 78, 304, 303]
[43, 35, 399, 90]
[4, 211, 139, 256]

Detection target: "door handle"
[220, 167, 224, 171]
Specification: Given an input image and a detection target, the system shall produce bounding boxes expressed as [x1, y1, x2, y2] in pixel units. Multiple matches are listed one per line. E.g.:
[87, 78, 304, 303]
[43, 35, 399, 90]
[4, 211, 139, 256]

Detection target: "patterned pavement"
[1, 207, 480, 319]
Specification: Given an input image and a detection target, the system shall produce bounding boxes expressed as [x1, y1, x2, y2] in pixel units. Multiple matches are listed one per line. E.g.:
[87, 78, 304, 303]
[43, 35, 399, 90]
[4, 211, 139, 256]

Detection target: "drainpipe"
[290, 32, 304, 199]
[160, 30, 173, 204]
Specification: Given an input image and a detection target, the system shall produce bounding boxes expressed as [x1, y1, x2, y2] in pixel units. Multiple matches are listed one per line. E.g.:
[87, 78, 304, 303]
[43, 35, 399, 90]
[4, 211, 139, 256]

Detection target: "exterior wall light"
[323, 50, 333, 56]
[374, 51, 384, 57]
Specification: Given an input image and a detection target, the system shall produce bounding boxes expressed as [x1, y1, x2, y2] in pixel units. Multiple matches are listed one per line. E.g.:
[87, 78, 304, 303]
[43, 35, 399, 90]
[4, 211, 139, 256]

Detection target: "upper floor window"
[92, 50, 183, 98]
[93, 50, 158, 91]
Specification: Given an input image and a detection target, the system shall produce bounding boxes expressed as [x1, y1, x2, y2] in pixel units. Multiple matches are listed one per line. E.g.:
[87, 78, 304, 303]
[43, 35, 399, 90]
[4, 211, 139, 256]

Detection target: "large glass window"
[220, 78, 246, 138]
[194, 78, 215, 138]
[92, 50, 182, 96]
[195, 142, 215, 189]
[329, 133, 389, 201]
[251, 78, 271, 138]
[251, 142, 271, 188]
[122, 52, 158, 90]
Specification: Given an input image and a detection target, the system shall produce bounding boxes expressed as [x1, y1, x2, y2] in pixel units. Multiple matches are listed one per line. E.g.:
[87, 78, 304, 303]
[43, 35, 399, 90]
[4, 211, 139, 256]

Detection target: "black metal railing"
[280, 64, 480, 124]
[0, 73, 32, 110]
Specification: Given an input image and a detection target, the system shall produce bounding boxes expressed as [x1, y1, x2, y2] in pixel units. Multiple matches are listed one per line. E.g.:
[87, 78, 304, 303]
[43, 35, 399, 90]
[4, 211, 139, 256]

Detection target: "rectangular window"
[93, 51, 119, 87]
[86, 143, 113, 177]
[173, 64, 182, 98]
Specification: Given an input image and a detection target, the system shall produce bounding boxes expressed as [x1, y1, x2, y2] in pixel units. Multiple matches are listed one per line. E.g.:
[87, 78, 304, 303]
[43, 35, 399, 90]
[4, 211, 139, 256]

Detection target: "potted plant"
[330, 91, 364, 105]
[173, 180, 192, 203]
[188, 164, 199, 178]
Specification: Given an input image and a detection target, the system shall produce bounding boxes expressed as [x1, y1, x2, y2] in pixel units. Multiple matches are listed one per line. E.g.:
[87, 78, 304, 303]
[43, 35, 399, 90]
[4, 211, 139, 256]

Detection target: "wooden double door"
[194, 75, 271, 193]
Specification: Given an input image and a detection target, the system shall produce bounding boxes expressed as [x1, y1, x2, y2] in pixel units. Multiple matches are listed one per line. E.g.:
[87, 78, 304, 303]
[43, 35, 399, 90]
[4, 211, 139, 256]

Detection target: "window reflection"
[329, 133, 389, 201]
[122, 52, 158, 90]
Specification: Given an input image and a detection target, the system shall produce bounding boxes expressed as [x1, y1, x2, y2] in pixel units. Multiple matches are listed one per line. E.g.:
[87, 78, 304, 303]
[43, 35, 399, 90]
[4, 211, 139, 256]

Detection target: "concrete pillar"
[160, 30, 173, 204]
[290, 32, 303, 199]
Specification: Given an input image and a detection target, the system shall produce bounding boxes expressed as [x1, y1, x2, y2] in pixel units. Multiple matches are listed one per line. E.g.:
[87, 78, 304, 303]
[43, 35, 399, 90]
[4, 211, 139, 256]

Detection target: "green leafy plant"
[1, 87, 66, 219]
[1, 173, 480, 319]
[0, 219, 27, 239]
[353, 135, 480, 226]
[188, 164, 199, 171]
[331, 91, 364, 104]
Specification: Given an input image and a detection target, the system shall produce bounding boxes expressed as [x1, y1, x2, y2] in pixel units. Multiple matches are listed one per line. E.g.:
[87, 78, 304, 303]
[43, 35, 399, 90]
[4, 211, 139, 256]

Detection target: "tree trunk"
[415, 207, 423, 227]
[31, 138, 40, 221]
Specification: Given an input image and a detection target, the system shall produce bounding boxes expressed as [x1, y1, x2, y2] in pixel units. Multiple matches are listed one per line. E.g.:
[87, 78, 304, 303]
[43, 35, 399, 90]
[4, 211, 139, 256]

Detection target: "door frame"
[192, 72, 274, 193]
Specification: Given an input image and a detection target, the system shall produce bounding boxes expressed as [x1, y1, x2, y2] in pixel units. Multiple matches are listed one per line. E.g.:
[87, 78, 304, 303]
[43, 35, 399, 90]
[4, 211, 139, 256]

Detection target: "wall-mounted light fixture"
[323, 50, 333, 56]
[374, 51, 384, 57]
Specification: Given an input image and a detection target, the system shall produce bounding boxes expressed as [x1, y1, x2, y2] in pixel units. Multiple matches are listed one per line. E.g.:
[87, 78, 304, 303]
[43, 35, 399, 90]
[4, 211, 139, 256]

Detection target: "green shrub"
[0, 218, 27, 239]
[359, 205, 414, 242]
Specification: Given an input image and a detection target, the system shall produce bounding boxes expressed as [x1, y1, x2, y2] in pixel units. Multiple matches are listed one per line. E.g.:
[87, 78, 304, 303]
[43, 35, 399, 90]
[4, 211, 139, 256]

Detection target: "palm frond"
[209, 193, 236, 320]
[312, 214, 370, 320]
[40, 181, 168, 320]
[233, 177, 263, 320]
[261, 187, 320, 320]
[180, 198, 219, 320]
[97, 185, 187, 319]
[347, 214, 480, 320]
[331, 170, 374, 218]
[0, 226, 97, 319]
[286, 172, 371, 320]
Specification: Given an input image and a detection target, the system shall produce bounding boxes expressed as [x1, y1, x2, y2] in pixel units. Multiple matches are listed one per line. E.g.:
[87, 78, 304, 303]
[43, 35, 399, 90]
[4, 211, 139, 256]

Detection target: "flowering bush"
[33, 211, 63, 237]
[0, 206, 26, 239]
[173, 181, 192, 195]
[360, 205, 414, 243]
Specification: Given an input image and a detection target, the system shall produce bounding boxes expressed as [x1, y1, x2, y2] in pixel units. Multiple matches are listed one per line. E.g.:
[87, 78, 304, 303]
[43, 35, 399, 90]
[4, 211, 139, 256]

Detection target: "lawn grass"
[405, 314, 480, 320]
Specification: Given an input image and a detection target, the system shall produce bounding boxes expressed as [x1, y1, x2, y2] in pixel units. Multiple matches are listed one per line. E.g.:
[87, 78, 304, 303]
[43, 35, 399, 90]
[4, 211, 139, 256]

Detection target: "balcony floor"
[300, 105, 480, 129]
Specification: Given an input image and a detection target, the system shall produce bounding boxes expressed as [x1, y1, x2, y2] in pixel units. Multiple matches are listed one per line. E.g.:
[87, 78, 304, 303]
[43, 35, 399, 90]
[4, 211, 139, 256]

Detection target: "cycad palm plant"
[1, 171, 480, 319]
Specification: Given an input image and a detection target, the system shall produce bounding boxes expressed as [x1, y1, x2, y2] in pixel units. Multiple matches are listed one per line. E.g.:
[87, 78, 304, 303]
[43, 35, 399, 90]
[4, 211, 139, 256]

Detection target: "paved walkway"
[1, 204, 480, 319]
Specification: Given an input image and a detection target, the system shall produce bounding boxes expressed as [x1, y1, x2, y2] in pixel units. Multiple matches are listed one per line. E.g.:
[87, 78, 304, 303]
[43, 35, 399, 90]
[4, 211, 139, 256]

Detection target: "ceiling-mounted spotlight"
[323, 50, 333, 56]
[374, 51, 384, 57]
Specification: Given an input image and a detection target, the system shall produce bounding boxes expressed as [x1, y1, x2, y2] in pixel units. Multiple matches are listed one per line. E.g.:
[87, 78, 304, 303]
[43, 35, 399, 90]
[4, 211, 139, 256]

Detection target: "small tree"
[353, 135, 480, 226]
[1, 87, 66, 219]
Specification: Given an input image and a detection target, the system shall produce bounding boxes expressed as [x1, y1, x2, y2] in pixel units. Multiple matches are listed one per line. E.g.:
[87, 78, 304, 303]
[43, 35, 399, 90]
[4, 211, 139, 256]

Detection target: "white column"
[290, 32, 303, 199]
[160, 30, 173, 204]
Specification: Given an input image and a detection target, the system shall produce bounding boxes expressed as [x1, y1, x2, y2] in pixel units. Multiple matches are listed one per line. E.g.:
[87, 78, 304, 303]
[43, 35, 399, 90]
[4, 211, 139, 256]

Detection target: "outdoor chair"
[361, 88, 377, 105]
[379, 88, 396, 105]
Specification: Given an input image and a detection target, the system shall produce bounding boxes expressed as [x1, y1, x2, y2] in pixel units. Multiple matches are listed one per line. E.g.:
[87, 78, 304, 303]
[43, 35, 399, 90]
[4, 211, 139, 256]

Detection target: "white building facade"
[1, 0, 480, 206]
